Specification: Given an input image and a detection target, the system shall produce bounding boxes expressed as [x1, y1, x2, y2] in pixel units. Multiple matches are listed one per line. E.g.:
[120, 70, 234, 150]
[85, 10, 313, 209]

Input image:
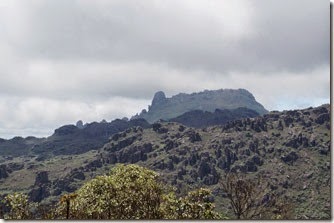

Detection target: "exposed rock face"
[76, 120, 84, 129]
[30, 118, 150, 156]
[34, 171, 50, 186]
[1, 104, 330, 220]
[70, 170, 85, 180]
[281, 151, 298, 164]
[54, 125, 79, 136]
[29, 186, 50, 202]
[52, 178, 77, 195]
[152, 91, 167, 106]
[133, 89, 268, 123]
[152, 123, 168, 134]
[315, 113, 330, 125]
[6, 163, 24, 173]
[29, 171, 51, 202]
[0, 165, 8, 179]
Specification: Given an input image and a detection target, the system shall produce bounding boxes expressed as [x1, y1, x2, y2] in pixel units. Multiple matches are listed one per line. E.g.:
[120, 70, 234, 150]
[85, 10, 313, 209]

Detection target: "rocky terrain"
[0, 104, 330, 219]
[169, 107, 260, 128]
[0, 118, 150, 158]
[132, 89, 268, 123]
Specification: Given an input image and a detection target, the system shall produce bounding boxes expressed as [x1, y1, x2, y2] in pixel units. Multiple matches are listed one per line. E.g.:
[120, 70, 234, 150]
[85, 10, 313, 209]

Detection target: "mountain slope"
[102, 104, 331, 219]
[169, 107, 259, 128]
[0, 104, 329, 219]
[0, 118, 150, 158]
[132, 89, 268, 123]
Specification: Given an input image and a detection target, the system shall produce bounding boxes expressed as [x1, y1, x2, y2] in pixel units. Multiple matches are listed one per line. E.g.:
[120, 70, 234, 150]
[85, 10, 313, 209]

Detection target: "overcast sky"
[0, 0, 330, 139]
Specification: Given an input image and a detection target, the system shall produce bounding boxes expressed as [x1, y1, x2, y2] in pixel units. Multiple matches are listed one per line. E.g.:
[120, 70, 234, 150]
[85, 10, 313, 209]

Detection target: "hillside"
[0, 104, 330, 219]
[169, 107, 259, 128]
[0, 118, 150, 158]
[132, 89, 268, 123]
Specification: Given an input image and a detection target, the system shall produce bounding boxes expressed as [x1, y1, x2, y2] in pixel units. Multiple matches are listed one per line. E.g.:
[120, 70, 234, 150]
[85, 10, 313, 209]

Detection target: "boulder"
[0, 165, 8, 179]
[7, 163, 24, 172]
[315, 113, 330, 125]
[312, 106, 328, 115]
[70, 171, 85, 180]
[152, 123, 168, 133]
[252, 155, 264, 166]
[29, 186, 50, 202]
[281, 151, 298, 164]
[285, 133, 309, 149]
[198, 160, 211, 179]
[34, 171, 49, 186]
[84, 159, 103, 171]
[244, 160, 258, 172]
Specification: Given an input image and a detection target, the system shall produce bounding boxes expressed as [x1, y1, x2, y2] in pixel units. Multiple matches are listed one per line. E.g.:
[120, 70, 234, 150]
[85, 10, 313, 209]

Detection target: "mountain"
[0, 89, 266, 158]
[0, 118, 150, 158]
[132, 89, 268, 123]
[0, 104, 329, 219]
[169, 107, 260, 128]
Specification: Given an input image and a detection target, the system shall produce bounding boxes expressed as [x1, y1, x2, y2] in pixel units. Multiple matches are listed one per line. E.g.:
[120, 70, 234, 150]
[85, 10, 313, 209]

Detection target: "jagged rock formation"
[100, 104, 330, 218]
[34, 171, 50, 186]
[152, 91, 167, 106]
[0, 164, 8, 179]
[76, 120, 84, 129]
[0, 104, 330, 219]
[0, 118, 151, 157]
[0, 136, 45, 157]
[133, 89, 268, 123]
[29, 171, 51, 202]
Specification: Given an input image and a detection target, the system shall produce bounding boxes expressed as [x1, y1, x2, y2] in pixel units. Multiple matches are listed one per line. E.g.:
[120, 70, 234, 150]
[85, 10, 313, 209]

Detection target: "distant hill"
[169, 107, 260, 128]
[0, 118, 150, 158]
[132, 89, 268, 123]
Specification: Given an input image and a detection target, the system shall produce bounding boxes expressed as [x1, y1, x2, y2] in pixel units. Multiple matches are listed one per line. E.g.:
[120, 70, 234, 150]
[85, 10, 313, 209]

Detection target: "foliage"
[53, 164, 223, 220]
[2, 165, 299, 220]
[55, 164, 163, 219]
[220, 172, 297, 220]
[220, 172, 271, 219]
[270, 197, 295, 220]
[4, 192, 34, 219]
[160, 188, 223, 219]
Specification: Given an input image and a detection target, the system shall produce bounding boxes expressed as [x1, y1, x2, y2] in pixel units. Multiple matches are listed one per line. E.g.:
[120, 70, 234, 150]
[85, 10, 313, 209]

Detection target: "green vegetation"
[4, 192, 33, 219]
[2, 164, 222, 220]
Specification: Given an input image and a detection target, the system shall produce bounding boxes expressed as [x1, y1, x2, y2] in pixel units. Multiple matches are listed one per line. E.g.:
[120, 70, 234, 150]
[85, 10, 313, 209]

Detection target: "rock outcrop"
[34, 171, 50, 186]
[0, 165, 8, 179]
[133, 89, 268, 123]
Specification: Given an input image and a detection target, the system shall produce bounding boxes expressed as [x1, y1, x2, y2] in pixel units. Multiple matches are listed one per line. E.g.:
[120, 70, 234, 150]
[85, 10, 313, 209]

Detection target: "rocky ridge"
[133, 89, 268, 123]
[0, 104, 328, 219]
[0, 118, 150, 158]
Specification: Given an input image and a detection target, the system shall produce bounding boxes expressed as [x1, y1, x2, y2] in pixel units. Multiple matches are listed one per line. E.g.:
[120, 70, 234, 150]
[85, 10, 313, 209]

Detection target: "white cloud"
[0, 0, 329, 138]
[0, 95, 149, 139]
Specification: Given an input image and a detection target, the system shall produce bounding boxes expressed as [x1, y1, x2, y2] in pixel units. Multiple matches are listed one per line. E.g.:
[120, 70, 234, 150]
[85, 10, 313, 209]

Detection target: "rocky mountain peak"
[152, 91, 166, 106]
[76, 120, 84, 129]
[134, 89, 268, 123]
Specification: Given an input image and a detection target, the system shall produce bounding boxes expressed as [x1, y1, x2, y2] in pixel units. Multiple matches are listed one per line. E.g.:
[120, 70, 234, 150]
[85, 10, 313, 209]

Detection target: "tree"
[160, 188, 223, 219]
[56, 164, 163, 219]
[4, 192, 33, 219]
[220, 172, 270, 219]
[55, 164, 224, 220]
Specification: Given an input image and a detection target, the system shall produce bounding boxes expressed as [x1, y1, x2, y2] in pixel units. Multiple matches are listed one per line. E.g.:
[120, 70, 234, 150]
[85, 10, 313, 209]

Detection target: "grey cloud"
[0, 0, 329, 138]
[242, 0, 329, 73]
[2, 0, 328, 74]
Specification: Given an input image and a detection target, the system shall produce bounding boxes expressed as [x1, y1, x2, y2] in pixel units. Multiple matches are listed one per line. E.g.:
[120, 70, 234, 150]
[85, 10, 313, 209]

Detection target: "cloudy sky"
[0, 0, 330, 139]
